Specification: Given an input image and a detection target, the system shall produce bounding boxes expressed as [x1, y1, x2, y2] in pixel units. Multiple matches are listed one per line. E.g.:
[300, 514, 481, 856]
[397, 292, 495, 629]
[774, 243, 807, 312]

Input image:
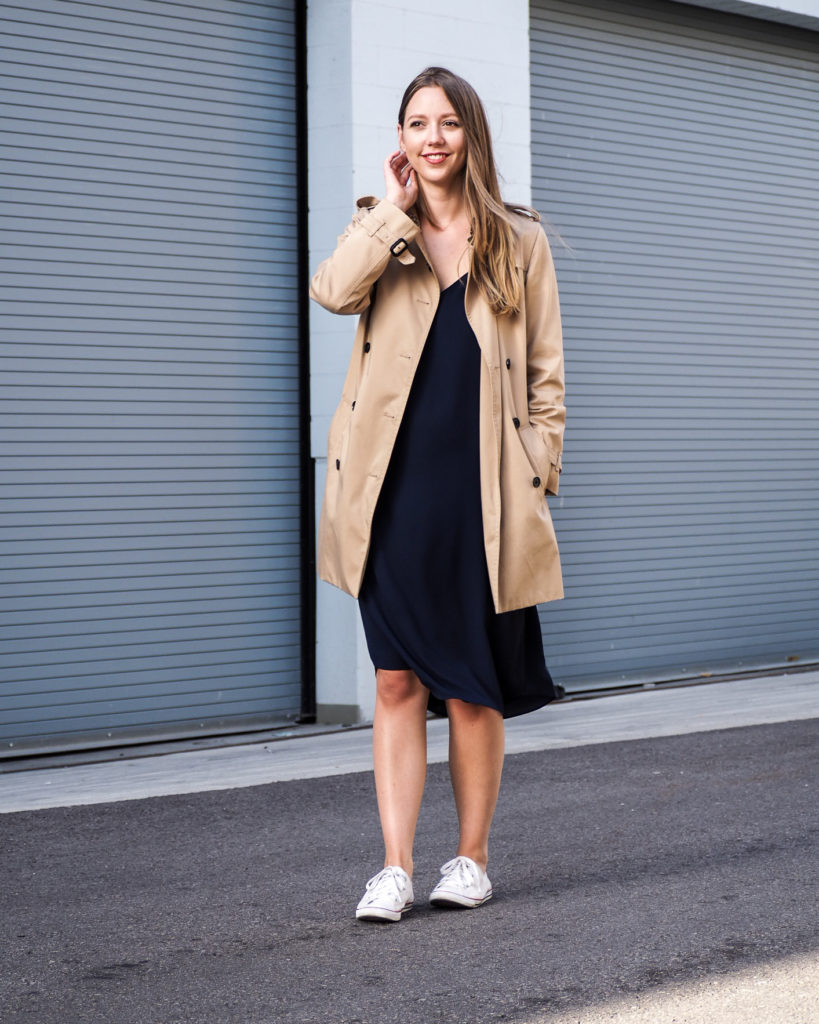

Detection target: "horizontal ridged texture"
[0, 0, 302, 753]
[531, 0, 819, 690]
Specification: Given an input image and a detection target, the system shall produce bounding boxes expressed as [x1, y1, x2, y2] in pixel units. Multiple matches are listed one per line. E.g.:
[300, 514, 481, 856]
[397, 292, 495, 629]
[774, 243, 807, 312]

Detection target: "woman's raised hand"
[384, 150, 417, 212]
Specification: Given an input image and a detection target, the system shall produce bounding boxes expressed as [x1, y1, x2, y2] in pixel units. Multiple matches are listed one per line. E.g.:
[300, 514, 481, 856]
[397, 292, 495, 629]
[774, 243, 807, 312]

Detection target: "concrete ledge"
[315, 703, 362, 726]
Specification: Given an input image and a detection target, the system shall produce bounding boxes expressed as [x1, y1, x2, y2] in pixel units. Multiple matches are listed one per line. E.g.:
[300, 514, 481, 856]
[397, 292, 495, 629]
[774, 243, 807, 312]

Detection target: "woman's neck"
[420, 186, 468, 232]
[417, 187, 472, 289]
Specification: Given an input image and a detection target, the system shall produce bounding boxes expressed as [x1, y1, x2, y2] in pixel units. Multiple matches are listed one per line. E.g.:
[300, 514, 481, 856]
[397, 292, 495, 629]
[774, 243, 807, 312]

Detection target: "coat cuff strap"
[357, 198, 418, 265]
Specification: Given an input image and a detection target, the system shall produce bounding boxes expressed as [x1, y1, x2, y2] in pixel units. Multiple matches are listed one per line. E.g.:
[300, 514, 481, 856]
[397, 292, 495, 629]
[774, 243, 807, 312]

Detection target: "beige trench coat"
[310, 197, 565, 613]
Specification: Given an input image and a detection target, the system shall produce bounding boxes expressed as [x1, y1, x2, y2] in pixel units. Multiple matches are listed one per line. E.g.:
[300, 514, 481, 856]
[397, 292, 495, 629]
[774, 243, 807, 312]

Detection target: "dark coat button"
[506, 358, 511, 369]
[363, 342, 371, 353]
[532, 476, 541, 488]
[512, 417, 520, 429]
[336, 459, 340, 470]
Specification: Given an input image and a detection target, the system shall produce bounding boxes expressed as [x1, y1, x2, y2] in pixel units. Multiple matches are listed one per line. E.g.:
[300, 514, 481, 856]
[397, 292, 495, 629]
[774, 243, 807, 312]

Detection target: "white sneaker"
[429, 856, 493, 909]
[355, 866, 414, 922]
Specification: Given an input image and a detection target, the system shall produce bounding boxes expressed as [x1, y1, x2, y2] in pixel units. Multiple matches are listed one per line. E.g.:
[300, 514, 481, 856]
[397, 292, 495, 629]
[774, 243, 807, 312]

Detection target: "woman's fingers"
[383, 150, 415, 211]
[404, 168, 418, 207]
[387, 150, 410, 180]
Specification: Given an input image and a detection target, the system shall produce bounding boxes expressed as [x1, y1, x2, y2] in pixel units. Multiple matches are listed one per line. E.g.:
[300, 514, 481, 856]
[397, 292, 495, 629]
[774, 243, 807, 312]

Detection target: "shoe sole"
[429, 889, 493, 909]
[356, 901, 414, 923]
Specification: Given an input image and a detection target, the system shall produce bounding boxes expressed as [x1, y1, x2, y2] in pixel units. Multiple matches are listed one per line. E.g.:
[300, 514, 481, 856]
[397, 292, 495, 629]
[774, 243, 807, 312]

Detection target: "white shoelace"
[361, 866, 408, 904]
[438, 856, 480, 888]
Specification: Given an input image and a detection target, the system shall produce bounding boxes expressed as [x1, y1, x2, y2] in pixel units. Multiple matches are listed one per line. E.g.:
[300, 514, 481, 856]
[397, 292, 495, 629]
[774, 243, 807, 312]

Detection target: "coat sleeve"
[309, 198, 421, 316]
[524, 225, 566, 496]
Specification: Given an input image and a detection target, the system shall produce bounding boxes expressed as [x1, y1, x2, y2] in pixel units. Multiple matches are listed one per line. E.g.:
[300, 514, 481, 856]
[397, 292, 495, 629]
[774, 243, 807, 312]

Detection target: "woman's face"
[397, 86, 467, 192]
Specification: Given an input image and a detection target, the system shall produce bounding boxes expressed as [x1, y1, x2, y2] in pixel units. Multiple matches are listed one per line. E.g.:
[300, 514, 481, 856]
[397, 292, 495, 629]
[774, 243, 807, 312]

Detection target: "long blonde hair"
[398, 67, 524, 317]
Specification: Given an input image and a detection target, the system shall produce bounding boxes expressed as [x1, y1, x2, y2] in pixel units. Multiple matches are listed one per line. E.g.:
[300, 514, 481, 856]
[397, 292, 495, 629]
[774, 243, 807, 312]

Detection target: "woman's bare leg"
[446, 699, 505, 871]
[372, 668, 429, 876]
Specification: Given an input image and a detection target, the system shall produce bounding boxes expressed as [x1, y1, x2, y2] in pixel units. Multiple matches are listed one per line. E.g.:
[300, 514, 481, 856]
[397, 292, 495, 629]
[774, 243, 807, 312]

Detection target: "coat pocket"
[518, 424, 561, 495]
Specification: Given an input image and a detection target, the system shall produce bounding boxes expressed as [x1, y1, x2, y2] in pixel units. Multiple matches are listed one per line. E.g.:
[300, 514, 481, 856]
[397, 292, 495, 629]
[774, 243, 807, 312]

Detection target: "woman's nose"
[425, 124, 444, 145]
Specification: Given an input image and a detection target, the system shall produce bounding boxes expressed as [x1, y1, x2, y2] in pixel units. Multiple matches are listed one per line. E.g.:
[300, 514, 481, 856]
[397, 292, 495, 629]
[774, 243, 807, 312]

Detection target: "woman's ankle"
[455, 847, 488, 872]
[383, 855, 413, 877]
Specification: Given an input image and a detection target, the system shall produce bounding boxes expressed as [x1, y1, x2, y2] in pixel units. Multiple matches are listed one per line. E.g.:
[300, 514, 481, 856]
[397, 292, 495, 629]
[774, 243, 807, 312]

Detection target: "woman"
[310, 67, 565, 922]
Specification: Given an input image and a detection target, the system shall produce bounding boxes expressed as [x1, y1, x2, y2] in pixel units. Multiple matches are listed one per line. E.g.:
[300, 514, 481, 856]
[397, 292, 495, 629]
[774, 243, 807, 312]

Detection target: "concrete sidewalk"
[2, 669, 817, 813]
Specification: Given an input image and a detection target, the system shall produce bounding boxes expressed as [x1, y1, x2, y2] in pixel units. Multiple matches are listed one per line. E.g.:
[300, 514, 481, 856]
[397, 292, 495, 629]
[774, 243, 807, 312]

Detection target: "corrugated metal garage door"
[531, 0, 819, 690]
[0, 0, 304, 754]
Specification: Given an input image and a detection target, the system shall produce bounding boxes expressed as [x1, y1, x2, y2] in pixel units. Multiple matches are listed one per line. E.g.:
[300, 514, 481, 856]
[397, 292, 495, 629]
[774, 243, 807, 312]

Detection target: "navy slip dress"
[358, 274, 558, 719]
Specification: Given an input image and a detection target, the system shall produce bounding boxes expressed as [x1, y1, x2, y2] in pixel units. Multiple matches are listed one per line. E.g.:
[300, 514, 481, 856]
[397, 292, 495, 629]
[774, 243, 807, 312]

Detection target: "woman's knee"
[446, 699, 503, 726]
[376, 668, 426, 706]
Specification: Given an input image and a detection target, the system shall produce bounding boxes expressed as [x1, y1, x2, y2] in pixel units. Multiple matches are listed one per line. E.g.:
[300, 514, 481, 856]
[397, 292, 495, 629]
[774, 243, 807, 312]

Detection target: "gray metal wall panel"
[531, 0, 819, 690]
[0, 0, 302, 753]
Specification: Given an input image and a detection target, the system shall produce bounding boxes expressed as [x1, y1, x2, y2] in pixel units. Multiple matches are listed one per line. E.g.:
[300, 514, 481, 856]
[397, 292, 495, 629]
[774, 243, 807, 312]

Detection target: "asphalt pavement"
[1, 675, 817, 1024]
